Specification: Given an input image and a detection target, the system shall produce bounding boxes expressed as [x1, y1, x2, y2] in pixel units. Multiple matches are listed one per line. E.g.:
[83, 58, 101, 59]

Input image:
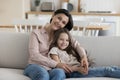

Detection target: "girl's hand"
[56, 63, 73, 73]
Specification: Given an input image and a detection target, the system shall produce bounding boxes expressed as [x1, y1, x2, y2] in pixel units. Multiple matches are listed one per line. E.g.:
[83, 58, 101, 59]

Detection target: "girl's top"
[48, 47, 80, 66]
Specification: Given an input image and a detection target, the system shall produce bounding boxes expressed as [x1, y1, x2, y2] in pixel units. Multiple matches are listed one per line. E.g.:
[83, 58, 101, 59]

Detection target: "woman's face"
[57, 33, 69, 50]
[51, 13, 69, 30]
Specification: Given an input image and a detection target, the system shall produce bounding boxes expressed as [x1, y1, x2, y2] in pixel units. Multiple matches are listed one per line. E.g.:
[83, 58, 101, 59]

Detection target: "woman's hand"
[56, 63, 73, 73]
[70, 65, 87, 75]
[81, 56, 89, 74]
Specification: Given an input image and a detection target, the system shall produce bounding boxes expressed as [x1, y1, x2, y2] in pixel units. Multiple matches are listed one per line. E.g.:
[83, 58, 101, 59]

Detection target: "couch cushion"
[65, 77, 120, 80]
[0, 68, 30, 80]
[0, 32, 29, 69]
[0, 68, 119, 80]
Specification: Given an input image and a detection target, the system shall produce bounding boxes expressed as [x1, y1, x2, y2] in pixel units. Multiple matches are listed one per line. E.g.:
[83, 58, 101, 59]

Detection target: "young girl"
[48, 28, 120, 78]
[49, 28, 87, 74]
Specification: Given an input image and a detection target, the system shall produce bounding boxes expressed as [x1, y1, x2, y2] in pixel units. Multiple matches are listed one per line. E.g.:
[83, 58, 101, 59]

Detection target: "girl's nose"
[63, 40, 66, 44]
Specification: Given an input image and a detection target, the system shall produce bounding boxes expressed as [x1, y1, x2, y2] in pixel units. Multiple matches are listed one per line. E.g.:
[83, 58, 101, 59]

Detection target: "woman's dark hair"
[49, 28, 81, 62]
[50, 9, 73, 31]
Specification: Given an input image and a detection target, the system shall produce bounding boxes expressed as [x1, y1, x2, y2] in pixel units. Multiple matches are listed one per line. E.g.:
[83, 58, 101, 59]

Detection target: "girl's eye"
[60, 38, 63, 40]
[62, 21, 66, 25]
[66, 40, 70, 42]
[66, 39, 69, 42]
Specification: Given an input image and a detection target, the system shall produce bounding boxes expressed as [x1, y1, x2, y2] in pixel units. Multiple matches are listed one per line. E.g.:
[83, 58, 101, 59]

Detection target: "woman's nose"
[58, 20, 62, 25]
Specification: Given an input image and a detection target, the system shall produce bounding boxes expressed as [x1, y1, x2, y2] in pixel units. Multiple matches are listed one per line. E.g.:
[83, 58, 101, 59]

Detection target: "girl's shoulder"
[49, 47, 60, 55]
[50, 47, 59, 51]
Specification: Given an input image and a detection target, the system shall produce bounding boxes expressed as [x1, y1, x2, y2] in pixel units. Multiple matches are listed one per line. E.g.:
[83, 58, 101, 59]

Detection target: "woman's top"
[48, 47, 80, 66]
[28, 24, 86, 70]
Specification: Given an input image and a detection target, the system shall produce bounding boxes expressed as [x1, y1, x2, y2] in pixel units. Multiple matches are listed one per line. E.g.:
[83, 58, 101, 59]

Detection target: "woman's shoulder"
[32, 29, 39, 34]
[30, 28, 47, 42]
[32, 28, 43, 34]
[31, 28, 46, 36]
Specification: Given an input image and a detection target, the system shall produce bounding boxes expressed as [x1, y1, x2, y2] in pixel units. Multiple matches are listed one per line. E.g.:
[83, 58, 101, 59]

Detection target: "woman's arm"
[29, 31, 58, 68]
[71, 36, 89, 73]
[71, 65, 88, 75]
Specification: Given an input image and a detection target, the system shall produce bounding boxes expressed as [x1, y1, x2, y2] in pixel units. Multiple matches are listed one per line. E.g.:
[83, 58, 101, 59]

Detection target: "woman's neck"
[45, 24, 54, 42]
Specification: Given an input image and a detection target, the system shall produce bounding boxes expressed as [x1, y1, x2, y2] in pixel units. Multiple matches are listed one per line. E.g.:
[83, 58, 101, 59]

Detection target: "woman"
[24, 9, 88, 80]
[49, 28, 120, 78]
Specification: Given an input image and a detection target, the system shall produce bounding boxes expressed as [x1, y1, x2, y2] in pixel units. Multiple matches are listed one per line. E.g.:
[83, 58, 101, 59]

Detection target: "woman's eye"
[57, 16, 67, 25]
[58, 17, 61, 20]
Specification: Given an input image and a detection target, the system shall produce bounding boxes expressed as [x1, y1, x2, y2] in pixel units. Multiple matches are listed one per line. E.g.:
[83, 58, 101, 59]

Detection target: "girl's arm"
[48, 47, 61, 63]
[50, 54, 61, 63]
[50, 54, 73, 73]
[48, 47, 73, 73]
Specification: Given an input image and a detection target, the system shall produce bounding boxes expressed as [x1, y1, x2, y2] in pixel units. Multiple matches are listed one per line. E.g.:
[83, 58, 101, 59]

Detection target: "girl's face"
[51, 13, 69, 30]
[57, 33, 69, 50]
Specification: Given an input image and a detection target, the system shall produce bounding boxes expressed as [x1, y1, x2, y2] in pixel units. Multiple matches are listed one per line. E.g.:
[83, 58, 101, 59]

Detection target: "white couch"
[0, 31, 120, 80]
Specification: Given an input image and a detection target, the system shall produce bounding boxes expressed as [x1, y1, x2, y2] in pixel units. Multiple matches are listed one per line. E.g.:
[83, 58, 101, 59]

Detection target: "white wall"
[1, 0, 120, 25]
[0, 0, 120, 35]
[50, 0, 120, 13]
[0, 0, 30, 25]
[30, 0, 120, 12]
[33, 0, 120, 13]
[81, 0, 120, 13]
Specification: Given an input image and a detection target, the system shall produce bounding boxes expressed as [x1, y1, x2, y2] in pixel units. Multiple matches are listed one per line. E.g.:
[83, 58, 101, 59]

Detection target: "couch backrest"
[0, 32, 120, 69]
[73, 36, 120, 67]
[0, 32, 29, 69]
